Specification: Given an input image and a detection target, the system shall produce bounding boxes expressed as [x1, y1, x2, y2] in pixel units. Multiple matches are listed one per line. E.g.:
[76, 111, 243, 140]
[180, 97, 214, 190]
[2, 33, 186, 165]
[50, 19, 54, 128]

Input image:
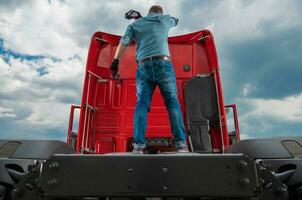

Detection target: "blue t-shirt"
[120, 12, 178, 62]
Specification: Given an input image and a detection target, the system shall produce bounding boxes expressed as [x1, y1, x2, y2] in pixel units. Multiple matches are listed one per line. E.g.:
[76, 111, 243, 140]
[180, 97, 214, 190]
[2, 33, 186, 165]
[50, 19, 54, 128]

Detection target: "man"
[110, 5, 189, 153]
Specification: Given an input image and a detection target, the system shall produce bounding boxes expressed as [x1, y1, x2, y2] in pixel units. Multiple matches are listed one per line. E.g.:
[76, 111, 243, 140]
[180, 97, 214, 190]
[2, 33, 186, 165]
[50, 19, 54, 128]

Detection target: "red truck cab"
[68, 29, 240, 154]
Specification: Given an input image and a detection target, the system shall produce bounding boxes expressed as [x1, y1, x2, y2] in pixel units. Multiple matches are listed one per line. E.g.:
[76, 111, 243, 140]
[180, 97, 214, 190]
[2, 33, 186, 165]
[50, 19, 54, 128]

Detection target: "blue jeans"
[133, 59, 187, 148]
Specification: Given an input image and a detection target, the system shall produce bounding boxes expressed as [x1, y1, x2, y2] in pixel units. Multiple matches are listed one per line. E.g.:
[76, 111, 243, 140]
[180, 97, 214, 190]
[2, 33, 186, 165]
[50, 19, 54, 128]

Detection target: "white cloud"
[236, 94, 302, 138]
[210, 0, 302, 43]
[239, 94, 302, 123]
[0, 56, 9, 74]
[0, 54, 83, 139]
[0, 0, 84, 59]
[0, 106, 16, 118]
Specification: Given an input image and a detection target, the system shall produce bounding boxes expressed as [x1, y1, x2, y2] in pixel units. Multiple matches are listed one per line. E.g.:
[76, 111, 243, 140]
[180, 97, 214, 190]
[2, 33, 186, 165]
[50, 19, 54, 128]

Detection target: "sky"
[0, 0, 301, 141]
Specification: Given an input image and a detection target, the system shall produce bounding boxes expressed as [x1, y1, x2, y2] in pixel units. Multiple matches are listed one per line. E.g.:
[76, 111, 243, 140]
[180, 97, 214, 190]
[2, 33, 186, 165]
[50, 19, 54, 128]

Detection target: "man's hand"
[110, 58, 119, 78]
[111, 43, 127, 78]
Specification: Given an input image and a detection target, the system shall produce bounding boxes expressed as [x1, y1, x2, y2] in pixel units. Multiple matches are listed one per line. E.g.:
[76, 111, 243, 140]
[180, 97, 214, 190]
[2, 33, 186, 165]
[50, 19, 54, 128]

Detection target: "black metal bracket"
[10, 163, 46, 200]
[257, 160, 289, 200]
[10, 154, 297, 200]
[12, 153, 259, 199]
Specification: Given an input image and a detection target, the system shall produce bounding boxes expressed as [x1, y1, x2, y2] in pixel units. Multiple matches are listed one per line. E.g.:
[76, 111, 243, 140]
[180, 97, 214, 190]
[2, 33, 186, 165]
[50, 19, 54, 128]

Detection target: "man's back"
[121, 13, 178, 62]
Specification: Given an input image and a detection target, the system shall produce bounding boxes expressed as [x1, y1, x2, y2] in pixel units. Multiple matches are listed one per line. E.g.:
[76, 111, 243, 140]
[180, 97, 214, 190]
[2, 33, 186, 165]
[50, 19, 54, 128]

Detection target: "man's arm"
[163, 15, 178, 28]
[110, 25, 135, 78]
[114, 43, 127, 60]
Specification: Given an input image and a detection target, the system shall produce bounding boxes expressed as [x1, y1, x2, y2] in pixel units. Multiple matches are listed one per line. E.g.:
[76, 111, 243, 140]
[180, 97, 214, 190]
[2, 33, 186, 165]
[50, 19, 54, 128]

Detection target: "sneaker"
[132, 143, 145, 154]
[175, 140, 189, 153]
[132, 147, 144, 154]
[176, 146, 189, 153]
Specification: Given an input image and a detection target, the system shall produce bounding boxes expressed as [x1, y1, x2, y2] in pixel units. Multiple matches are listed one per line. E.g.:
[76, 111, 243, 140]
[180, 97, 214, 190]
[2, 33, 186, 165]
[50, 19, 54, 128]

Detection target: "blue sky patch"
[0, 38, 61, 64]
[36, 66, 49, 76]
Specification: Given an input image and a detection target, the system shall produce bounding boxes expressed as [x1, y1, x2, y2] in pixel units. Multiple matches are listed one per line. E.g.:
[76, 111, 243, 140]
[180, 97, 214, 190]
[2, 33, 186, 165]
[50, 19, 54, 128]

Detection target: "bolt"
[48, 162, 59, 171]
[238, 160, 248, 169]
[34, 178, 39, 184]
[25, 182, 35, 190]
[128, 168, 133, 173]
[240, 177, 250, 187]
[163, 184, 168, 190]
[277, 187, 288, 198]
[259, 165, 266, 172]
[260, 178, 265, 185]
[162, 167, 168, 173]
[264, 181, 273, 189]
[47, 178, 58, 189]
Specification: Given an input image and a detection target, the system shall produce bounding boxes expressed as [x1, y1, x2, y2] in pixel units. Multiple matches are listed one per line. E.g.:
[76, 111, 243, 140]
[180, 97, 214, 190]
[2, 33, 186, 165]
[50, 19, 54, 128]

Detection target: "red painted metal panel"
[171, 45, 193, 78]
[73, 30, 232, 153]
[193, 43, 211, 74]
